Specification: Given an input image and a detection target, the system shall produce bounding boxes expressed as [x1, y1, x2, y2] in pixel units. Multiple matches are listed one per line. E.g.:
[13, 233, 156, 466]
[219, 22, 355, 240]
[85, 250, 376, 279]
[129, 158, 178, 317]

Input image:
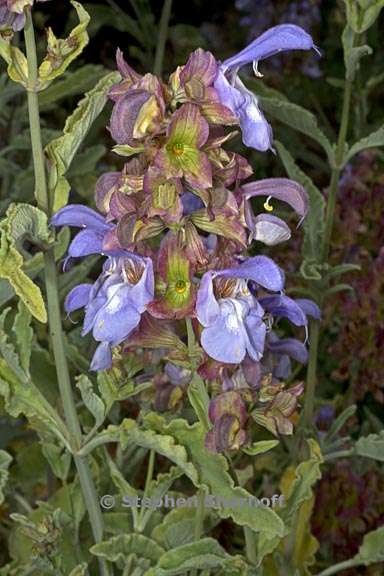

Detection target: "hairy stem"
[24, 10, 108, 575]
[153, 0, 173, 76]
[303, 32, 354, 429]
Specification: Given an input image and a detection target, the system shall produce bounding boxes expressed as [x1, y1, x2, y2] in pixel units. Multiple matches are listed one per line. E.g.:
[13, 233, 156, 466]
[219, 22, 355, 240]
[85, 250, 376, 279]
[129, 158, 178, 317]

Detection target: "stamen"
[263, 196, 273, 212]
[253, 61, 264, 78]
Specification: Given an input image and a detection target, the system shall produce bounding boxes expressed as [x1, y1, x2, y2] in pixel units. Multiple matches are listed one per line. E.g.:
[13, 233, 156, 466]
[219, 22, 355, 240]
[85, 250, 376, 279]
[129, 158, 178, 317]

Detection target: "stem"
[321, 76, 353, 262]
[137, 449, 155, 530]
[153, 0, 173, 76]
[24, 11, 108, 575]
[315, 558, 361, 576]
[304, 32, 355, 430]
[190, 489, 206, 576]
[302, 319, 320, 429]
[324, 449, 354, 461]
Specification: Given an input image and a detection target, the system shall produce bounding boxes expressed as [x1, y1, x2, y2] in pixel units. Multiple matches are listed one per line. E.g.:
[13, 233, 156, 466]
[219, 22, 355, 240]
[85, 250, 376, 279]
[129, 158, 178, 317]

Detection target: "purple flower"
[214, 24, 319, 151]
[51, 205, 154, 371]
[0, 0, 49, 32]
[196, 256, 285, 364]
[65, 256, 154, 371]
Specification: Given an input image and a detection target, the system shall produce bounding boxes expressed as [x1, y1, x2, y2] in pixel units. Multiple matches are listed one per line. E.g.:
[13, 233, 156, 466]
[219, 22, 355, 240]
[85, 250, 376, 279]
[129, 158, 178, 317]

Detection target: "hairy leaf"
[354, 431, 384, 461]
[46, 71, 120, 211]
[147, 538, 229, 575]
[354, 526, 384, 564]
[90, 534, 164, 564]
[0, 450, 12, 505]
[76, 374, 105, 428]
[275, 141, 325, 267]
[144, 414, 285, 538]
[346, 125, 384, 162]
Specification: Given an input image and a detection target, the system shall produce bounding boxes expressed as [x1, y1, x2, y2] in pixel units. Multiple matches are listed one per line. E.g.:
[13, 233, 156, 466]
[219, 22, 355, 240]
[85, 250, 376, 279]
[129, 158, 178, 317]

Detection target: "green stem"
[302, 319, 320, 430]
[304, 34, 354, 430]
[315, 558, 361, 576]
[137, 449, 155, 530]
[321, 76, 353, 263]
[153, 0, 173, 76]
[24, 10, 108, 575]
[190, 489, 206, 576]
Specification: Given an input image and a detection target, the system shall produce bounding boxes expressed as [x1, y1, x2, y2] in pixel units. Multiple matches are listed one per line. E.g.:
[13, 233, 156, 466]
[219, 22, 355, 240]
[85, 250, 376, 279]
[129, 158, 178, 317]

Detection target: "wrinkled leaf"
[76, 374, 105, 428]
[0, 450, 12, 505]
[346, 125, 384, 162]
[354, 431, 384, 462]
[46, 70, 120, 211]
[39, 1, 90, 86]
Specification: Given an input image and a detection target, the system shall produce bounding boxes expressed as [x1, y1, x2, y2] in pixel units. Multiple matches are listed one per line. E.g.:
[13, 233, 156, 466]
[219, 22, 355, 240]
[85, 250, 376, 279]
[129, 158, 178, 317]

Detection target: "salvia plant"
[0, 1, 383, 575]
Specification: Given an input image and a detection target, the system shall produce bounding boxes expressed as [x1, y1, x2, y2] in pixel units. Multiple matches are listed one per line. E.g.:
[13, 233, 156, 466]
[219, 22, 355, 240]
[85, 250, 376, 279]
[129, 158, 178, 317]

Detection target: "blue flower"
[214, 24, 319, 151]
[51, 204, 154, 371]
[196, 256, 285, 363]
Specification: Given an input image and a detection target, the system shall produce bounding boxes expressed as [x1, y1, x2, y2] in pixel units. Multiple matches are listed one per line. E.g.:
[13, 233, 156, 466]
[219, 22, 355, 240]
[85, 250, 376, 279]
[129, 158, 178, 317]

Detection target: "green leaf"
[0, 449, 12, 505]
[354, 526, 384, 564]
[151, 507, 208, 550]
[68, 564, 88, 576]
[0, 39, 28, 86]
[0, 359, 69, 449]
[106, 453, 140, 528]
[187, 373, 210, 431]
[139, 467, 184, 532]
[68, 144, 106, 177]
[79, 418, 199, 485]
[354, 431, 384, 461]
[344, 0, 384, 32]
[41, 442, 72, 481]
[0, 203, 53, 323]
[46, 70, 120, 212]
[112, 144, 145, 157]
[275, 141, 326, 265]
[90, 534, 165, 565]
[253, 95, 334, 162]
[144, 414, 285, 538]
[342, 24, 372, 81]
[323, 405, 356, 445]
[39, 64, 106, 107]
[13, 301, 33, 375]
[148, 538, 229, 575]
[76, 374, 105, 428]
[38, 1, 91, 86]
[257, 439, 323, 565]
[242, 440, 280, 456]
[346, 125, 384, 162]
[325, 283, 355, 296]
[325, 263, 361, 279]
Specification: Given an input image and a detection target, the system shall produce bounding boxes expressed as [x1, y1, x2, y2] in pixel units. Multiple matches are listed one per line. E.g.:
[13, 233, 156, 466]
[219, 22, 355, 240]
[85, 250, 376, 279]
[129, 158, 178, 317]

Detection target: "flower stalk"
[153, 0, 173, 76]
[24, 10, 108, 575]
[303, 31, 354, 430]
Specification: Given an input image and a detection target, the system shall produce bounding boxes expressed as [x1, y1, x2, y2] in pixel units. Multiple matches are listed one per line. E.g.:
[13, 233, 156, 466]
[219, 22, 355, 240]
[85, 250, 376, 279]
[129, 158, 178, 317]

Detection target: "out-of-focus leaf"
[46, 70, 120, 212]
[354, 526, 384, 564]
[0, 449, 12, 505]
[68, 144, 106, 177]
[323, 405, 356, 445]
[68, 564, 88, 576]
[38, 1, 90, 86]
